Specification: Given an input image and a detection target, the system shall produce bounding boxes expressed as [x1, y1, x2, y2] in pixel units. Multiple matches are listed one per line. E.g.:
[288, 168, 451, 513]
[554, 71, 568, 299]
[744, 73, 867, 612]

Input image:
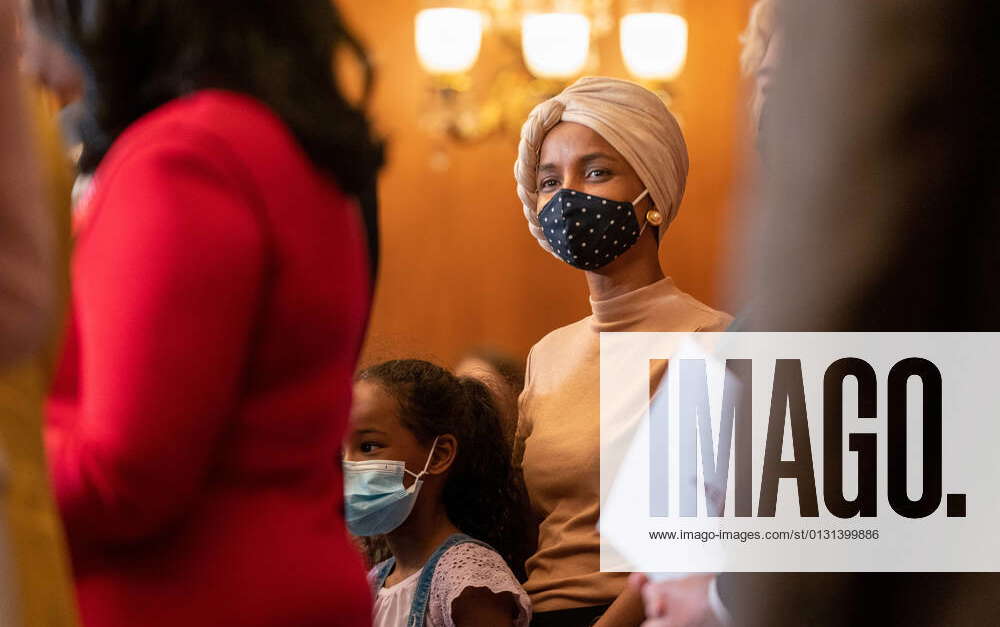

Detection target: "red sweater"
[46, 90, 372, 626]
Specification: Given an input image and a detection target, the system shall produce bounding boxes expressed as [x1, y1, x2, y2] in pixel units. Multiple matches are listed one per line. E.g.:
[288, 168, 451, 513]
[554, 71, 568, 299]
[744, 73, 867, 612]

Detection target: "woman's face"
[535, 121, 651, 217]
[344, 380, 431, 488]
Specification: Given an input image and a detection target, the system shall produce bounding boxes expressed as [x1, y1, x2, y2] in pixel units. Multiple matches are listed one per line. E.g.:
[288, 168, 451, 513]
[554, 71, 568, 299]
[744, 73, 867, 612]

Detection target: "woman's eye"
[539, 178, 559, 190]
[360, 442, 382, 454]
[587, 168, 611, 179]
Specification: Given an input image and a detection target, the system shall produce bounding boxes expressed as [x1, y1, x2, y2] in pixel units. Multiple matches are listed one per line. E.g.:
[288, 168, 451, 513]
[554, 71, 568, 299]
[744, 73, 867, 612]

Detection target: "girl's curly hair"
[358, 359, 532, 580]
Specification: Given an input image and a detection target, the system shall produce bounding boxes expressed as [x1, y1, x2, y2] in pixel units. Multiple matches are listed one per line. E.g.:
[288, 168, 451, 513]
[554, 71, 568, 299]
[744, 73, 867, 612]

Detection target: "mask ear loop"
[633, 189, 652, 237]
[405, 436, 441, 482]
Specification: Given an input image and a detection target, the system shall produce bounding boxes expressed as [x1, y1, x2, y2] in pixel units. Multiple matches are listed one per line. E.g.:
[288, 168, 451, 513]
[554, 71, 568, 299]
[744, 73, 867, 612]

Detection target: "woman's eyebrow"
[579, 152, 617, 164]
[356, 428, 387, 436]
[538, 152, 616, 176]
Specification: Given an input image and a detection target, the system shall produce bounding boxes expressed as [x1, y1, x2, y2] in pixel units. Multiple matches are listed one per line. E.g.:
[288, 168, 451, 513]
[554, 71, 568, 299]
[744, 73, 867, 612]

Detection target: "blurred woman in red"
[30, 1, 383, 625]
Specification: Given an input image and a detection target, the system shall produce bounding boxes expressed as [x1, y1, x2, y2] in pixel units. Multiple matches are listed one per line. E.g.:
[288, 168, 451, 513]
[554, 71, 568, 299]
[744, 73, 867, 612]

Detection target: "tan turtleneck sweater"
[515, 277, 732, 612]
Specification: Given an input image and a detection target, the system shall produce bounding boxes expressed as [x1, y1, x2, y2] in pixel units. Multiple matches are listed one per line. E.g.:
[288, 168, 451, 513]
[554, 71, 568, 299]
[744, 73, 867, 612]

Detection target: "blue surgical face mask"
[538, 188, 650, 270]
[343, 437, 439, 537]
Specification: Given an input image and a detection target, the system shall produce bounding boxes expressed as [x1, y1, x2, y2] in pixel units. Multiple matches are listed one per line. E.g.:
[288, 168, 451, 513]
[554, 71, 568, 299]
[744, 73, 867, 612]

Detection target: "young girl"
[344, 359, 532, 627]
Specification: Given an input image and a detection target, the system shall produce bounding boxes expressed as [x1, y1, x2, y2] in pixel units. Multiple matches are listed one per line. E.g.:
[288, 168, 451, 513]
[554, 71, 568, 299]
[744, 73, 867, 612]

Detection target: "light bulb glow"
[620, 13, 688, 81]
[521, 12, 591, 80]
[415, 8, 484, 75]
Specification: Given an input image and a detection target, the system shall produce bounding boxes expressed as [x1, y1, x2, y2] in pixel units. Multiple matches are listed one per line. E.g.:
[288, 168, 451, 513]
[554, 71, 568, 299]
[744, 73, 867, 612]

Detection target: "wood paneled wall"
[338, 0, 755, 368]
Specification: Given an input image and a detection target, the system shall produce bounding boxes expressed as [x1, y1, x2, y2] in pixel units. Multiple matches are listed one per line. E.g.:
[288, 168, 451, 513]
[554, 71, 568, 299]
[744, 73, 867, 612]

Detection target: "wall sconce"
[521, 12, 591, 80]
[413, 1, 686, 144]
[619, 12, 688, 81]
[415, 7, 484, 75]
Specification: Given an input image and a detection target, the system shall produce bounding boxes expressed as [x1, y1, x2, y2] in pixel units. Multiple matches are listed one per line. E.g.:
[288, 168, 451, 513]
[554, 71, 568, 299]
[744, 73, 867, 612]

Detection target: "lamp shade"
[619, 12, 688, 81]
[415, 8, 484, 75]
[521, 12, 591, 80]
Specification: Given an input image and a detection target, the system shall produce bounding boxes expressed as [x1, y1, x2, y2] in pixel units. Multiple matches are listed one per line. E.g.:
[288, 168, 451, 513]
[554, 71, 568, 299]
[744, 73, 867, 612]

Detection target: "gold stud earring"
[645, 209, 663, 226]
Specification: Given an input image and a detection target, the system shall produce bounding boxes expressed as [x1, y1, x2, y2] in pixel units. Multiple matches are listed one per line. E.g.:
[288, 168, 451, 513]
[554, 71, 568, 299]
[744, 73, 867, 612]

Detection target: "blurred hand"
[629, 573, 722, 627]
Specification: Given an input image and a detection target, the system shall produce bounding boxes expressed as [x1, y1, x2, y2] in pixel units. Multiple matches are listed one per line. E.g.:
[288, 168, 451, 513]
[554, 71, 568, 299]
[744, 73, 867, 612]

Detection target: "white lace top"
[373, 566, 421, 627]
[369, 542, 532, 627]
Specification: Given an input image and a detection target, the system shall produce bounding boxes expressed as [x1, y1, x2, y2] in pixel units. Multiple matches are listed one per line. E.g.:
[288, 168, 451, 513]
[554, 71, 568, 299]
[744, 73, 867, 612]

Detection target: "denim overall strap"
[372, 557, 397, 594]
[405, 533, 493, 627]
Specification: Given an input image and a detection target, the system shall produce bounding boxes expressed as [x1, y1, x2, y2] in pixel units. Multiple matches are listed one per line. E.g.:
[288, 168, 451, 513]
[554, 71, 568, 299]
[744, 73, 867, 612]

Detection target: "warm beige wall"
[339, 0, 754, 368]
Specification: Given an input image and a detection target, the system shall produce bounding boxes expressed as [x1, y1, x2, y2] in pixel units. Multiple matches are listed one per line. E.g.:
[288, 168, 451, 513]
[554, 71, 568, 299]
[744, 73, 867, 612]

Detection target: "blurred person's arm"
[0, 6, 54, 366]
[46, 138, 265, 546]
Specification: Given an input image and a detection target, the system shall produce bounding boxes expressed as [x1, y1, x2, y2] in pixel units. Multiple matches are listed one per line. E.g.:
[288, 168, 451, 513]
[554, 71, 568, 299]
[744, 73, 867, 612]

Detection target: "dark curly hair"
[27, 0, 383, 199]
[358, 359, 532, 580]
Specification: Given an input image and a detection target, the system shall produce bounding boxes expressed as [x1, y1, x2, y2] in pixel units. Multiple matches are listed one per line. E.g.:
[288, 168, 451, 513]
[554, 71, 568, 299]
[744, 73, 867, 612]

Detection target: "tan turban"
[514, 76, 689, 257]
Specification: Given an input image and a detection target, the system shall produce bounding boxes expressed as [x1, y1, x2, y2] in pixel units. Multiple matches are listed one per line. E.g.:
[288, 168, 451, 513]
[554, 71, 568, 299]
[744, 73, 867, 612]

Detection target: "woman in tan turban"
[513, 77, 732, 627]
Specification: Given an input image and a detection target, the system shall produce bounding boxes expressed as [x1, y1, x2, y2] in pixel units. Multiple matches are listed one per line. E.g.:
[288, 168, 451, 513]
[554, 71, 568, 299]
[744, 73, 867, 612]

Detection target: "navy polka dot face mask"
[538, 188, 650, 270]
